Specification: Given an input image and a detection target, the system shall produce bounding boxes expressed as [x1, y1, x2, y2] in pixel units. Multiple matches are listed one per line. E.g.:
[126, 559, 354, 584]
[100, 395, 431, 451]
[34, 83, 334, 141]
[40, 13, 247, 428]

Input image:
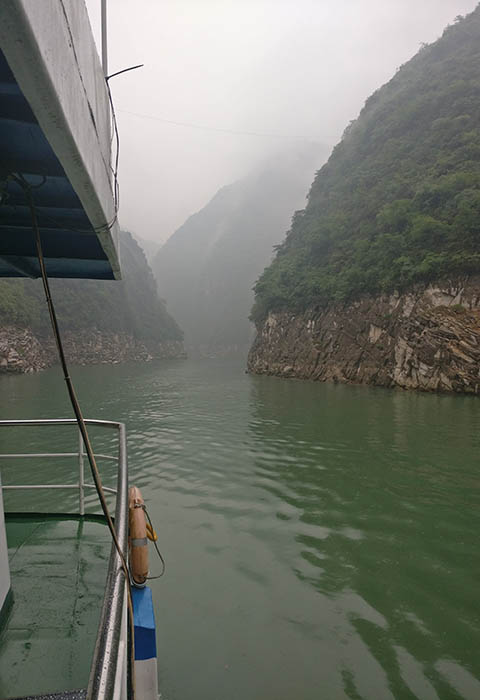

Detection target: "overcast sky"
[85, 0, 478, 244]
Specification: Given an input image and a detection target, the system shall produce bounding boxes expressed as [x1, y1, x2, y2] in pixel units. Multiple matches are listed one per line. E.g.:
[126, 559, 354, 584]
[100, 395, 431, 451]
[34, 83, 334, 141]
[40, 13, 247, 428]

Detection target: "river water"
[1, 357, 479, 700]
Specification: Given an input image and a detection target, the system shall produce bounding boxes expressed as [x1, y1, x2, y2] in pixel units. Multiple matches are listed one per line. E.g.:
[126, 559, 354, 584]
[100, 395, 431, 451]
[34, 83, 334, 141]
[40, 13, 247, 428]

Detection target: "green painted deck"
[0, 516, 111, 699]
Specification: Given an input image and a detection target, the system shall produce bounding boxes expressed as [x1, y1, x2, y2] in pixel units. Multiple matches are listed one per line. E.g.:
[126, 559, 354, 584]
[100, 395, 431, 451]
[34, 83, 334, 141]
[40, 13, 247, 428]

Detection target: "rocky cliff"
[249, 9, 480, 396]
[0, 227, 186, 373]
[248, 277, 480, 394]
[0, 326, 186, 374]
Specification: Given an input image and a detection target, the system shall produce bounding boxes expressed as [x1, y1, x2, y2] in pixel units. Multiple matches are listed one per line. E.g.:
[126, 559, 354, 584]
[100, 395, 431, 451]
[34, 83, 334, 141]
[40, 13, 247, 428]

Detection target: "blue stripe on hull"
[131, 585, 157, 661]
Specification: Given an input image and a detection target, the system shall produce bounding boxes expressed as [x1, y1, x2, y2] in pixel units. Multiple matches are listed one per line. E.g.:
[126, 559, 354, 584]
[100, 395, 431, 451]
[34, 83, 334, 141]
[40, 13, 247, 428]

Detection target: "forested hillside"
[0, 230, 182, 343]
[153, 147, 327, 351]
[251, 8, 480, 322]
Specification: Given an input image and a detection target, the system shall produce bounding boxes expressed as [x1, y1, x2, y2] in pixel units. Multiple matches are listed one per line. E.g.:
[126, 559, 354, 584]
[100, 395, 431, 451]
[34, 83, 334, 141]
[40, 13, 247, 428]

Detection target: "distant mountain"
[134, 234, 161, 266]
[153, 145, 329, 352]
[0, 229, 183, 343]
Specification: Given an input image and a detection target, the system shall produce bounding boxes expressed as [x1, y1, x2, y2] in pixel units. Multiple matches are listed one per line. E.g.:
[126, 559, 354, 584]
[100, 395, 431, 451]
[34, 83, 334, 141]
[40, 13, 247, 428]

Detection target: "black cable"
[6, 174, 118, 236]
[105, 64, 144, 215]
[105, 80, 120, 214]
[15, 173, 136, 698]
[106, 64, 144, 82]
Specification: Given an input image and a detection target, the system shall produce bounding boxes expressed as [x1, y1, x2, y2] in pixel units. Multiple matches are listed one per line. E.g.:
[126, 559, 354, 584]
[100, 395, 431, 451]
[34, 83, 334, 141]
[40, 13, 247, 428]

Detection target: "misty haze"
[1, 2, 480, 699]
[86, 0, 477, 243]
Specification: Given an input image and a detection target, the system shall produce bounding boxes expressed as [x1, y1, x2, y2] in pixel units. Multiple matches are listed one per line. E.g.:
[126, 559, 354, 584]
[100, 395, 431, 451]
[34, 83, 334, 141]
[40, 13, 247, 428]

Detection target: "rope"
[130, 501, 165, 579]
[144, 505, 166, 579]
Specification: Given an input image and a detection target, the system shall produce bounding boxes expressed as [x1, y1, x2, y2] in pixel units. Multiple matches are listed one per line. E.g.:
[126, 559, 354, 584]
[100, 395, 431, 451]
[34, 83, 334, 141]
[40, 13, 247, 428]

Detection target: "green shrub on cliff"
[0, 280, 39, 326]
[0, 231, 183, 342]
[251, 8, 480, 322]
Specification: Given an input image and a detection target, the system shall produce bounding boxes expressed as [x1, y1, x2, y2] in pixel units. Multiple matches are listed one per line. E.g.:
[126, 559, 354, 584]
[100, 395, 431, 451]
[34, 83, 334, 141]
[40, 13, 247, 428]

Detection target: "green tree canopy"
[251, 7, 480, 322]
[0, 230, 183, 342]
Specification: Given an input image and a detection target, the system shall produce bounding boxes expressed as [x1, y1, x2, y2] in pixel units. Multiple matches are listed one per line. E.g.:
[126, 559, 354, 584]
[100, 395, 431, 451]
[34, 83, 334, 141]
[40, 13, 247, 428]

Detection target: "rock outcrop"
[0, 327, 49, 373]
[0, 326, 186, 374]
[247, 278, 480, 394]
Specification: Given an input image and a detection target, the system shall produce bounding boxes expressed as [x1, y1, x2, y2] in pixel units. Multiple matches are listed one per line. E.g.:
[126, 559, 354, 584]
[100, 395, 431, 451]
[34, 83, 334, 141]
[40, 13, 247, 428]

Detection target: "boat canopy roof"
[0, 2, 120, 280]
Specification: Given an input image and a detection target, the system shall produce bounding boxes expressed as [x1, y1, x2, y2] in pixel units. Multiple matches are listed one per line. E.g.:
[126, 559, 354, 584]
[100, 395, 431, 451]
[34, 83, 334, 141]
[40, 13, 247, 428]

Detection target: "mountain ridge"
[251, 7, 480, 322]
[0, 230, 185, 372]
[248, 6, 480, 394]
[153, 146, 330, 352]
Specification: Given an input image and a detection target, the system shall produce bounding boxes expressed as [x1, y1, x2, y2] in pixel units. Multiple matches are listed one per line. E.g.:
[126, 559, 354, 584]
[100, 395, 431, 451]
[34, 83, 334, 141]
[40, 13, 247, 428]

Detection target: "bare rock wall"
[247, 277, 480, 394]
[0, 326, 186, 374]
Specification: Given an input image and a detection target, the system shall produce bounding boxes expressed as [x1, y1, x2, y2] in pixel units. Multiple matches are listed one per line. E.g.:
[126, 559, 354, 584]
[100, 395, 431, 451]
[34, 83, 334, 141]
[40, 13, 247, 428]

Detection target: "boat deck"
[0, 515, 111, 699]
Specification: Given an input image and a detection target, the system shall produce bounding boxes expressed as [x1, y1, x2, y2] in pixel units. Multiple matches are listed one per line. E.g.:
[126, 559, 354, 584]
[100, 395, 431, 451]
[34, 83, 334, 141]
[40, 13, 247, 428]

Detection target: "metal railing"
[0, 418, 120, 515]
[0, 418, 129, 700]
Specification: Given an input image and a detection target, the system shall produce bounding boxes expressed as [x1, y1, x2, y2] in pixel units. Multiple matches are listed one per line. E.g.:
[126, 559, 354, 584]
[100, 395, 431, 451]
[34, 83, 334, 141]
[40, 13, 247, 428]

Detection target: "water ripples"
[2, 358, 480, 699]
[121, 362, 480, 698]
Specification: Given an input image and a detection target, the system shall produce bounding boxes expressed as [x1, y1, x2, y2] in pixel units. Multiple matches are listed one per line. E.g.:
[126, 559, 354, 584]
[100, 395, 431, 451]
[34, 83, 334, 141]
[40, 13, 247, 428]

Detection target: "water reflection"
[247, 375, 480, 699]
[1, 359, 479, 699]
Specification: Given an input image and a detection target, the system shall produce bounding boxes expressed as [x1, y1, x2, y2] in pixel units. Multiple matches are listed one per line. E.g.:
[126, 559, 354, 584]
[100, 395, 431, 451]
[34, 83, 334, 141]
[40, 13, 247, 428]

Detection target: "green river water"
[1, 357, 479, 700]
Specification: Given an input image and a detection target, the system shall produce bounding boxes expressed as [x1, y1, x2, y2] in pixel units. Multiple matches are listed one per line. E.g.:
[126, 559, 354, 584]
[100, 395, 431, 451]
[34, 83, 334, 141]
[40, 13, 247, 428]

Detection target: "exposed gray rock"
[247, 277, 480, 394]
[0, 326, 186, 374]
[0, 327, 49, 373]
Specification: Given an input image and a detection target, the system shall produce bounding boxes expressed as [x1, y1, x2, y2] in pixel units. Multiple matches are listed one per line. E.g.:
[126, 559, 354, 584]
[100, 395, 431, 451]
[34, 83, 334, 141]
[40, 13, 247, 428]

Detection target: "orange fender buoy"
[128, 485, 149, 586]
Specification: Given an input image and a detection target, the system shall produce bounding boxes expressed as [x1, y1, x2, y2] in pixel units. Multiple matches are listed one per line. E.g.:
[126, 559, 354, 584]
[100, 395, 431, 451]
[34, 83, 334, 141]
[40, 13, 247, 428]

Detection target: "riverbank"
[1, 357, 479, 700]
[0, 325, 186, 373]
[248, 277, 480, 394]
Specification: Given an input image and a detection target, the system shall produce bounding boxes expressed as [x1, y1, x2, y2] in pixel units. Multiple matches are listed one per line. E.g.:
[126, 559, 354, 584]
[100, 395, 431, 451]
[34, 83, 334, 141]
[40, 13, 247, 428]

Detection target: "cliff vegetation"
[0, 230, 182, 344]
[251, 8, 480, 322]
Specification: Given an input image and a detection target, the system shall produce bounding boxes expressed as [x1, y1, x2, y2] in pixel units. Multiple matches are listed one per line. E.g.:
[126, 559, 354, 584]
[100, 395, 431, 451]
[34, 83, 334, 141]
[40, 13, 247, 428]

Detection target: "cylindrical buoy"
[128, 485, 149, 586]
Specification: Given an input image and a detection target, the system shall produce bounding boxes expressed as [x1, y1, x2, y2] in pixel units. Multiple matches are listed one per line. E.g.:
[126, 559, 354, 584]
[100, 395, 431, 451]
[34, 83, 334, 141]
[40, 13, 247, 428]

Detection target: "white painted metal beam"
[0, 0, 121, 278]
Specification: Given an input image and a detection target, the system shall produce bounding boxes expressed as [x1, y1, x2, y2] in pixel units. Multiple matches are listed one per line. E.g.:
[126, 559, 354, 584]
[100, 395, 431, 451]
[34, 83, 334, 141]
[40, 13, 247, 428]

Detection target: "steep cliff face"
[0, 326, 185, 374]
[0, 327, 48, 373]
[0, 229, 185, 372]
[251, 10, 480, 324]
[248, 277, 480, 393]
[0, 231, 183, 346]
[248, 9, 480, 393]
